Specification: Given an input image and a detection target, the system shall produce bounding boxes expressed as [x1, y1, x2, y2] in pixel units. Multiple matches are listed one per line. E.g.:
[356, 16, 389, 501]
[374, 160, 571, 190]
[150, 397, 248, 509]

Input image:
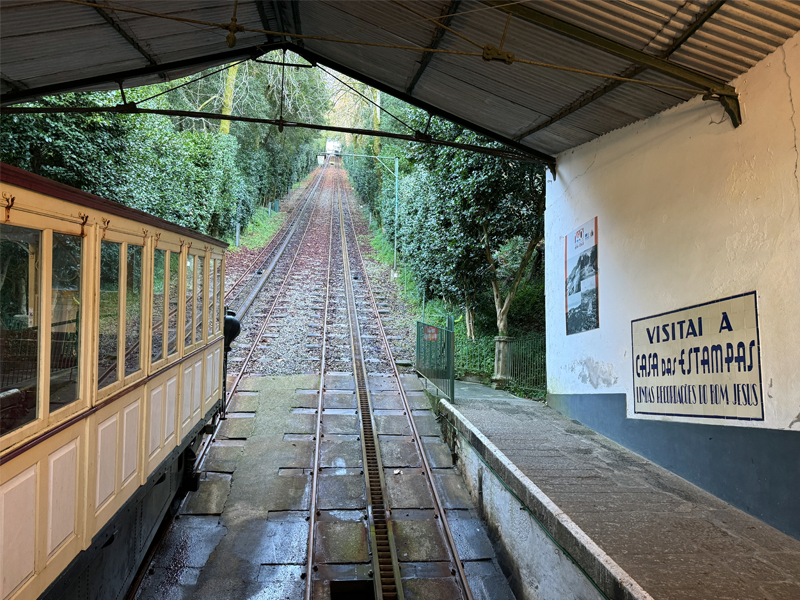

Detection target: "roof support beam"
[1, 73, 27, 91]
[254, 1, 276, 43]
[482, 0, 740, 126]
[406, 0, 461, 96]
[92, 1, 159, 67]
[291, 0, 304, 48]
[269, 1, 287, 43]
[0, 43, 281, 106]
[514, 0, 729, 141]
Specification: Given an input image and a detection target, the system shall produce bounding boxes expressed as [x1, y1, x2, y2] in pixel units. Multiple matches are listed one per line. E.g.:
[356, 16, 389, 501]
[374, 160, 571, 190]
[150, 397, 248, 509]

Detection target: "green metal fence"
[415, 317, 455, 401]
[507, 334, 547, 398]
[455, 333, 547, 399]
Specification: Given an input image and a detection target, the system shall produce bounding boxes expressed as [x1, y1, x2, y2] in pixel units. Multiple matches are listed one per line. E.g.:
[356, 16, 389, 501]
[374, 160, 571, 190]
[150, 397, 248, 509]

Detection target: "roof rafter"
[254, 0, 277, 43]
[514, 0, 729, 141]
[407, 0, 461, 96]
[92, 1, 159, 68]
[270, 0, 288, 44]
[1, 73, 27, 91]
[482, 0, 741, 127]
[0, 43, 281, 106]
[291, 0, 304, 49]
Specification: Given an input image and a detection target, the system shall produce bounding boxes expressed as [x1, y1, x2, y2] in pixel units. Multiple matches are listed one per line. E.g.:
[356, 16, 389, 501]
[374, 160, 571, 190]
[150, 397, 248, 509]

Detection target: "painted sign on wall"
[565, 217, 598, 335]
[631, 292, 763, 421]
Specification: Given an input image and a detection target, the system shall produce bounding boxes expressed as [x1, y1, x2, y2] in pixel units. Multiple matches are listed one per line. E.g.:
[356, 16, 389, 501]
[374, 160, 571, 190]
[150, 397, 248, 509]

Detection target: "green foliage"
[0, 93, 130, 198]
[236, 207, 287, 251]
[0, 51, 327, 239]
[342, 97, 546, 336]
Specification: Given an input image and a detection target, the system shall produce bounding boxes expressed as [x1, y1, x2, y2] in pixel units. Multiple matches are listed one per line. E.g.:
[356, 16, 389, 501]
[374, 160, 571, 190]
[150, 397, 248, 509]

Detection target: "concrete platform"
[435, 381, 800, 600]
[137, 373, 516, 600]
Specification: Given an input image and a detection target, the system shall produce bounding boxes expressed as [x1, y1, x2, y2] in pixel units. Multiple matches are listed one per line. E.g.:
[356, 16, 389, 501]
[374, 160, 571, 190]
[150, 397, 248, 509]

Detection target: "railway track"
[191, 162, 333, 473]
[301, 164, 473, 599]
[225, 157, 329, 318]
[125, 163, 334, 600]
[131, 159, 479, 600]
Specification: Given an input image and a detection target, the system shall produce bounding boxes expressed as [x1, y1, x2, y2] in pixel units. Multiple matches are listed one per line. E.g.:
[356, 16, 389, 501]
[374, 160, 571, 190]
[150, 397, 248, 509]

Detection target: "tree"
[0, 51, 329, 239]
[404, 112, 546, 385]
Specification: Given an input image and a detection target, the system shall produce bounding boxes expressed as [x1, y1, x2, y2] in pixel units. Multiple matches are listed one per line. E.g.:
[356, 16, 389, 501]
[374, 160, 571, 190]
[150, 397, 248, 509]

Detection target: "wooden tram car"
[0, 164, 227, 600]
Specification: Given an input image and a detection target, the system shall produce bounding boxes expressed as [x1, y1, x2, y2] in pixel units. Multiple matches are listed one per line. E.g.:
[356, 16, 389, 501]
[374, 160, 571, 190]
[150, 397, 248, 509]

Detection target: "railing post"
[447, 316, 455, 402]
[492, 335, 513, 390]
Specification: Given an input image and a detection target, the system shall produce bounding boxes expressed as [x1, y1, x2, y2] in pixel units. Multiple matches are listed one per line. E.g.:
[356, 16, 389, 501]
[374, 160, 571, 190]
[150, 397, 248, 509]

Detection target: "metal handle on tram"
[222, 308, 241, 419]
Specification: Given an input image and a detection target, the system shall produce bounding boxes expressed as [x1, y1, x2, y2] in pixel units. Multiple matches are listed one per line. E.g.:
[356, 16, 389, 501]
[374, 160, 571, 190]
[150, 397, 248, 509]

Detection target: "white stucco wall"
[545, 31, 800, 431]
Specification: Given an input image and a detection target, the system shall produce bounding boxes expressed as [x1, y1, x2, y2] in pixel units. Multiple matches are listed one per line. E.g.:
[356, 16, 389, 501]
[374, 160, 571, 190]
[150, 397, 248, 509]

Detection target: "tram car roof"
[1, 163, 228, 248]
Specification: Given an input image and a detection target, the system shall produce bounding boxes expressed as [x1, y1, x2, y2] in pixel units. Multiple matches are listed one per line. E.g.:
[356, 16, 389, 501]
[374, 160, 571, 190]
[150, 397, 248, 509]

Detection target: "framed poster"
[631, 291, 763, 421]
[565, 217, 598, 335]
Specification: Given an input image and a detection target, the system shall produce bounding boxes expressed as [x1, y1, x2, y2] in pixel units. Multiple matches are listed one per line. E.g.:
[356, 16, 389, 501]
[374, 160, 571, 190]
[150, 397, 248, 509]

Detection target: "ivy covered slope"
[344, 96, 546, 339]
[0, 51, 327, 239]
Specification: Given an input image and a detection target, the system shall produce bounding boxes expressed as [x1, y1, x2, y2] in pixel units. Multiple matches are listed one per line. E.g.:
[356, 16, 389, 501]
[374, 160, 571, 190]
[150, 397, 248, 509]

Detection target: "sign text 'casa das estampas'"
[631, 292, 763, 421]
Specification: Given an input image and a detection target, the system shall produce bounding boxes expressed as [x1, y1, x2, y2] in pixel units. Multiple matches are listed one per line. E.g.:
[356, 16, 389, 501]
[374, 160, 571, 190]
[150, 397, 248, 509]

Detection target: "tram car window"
[195, 255, 204, 345]
[125, 244, 143, 377]
[97, 240, 120, 390]
[50, 232, 82, 413]
[0, 224, 42, 435]
[185, 253, 194, 348]
[0, 164, 227, 600]
[168, 251, 180, 356]
[152, 249, 166, 364]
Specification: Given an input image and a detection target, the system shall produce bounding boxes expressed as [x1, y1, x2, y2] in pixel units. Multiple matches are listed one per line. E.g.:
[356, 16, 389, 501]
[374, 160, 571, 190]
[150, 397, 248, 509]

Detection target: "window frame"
[95, 229, 148, 402]
[150, 239, 182, 372]
[1, 217, 90, 451]
[209, 253, 225, 337]
[184, 249, 208, 352]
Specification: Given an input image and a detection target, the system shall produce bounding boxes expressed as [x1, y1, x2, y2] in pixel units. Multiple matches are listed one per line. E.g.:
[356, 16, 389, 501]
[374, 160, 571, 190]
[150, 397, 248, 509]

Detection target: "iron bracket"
[2, 192, 15, 221]
[482, 44, 515, 65]
[703, 93, 742, 127]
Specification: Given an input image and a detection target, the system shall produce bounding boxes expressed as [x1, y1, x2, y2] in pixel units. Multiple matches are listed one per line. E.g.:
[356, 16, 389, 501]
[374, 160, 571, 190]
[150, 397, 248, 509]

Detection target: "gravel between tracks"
[225, 165, 418, 379]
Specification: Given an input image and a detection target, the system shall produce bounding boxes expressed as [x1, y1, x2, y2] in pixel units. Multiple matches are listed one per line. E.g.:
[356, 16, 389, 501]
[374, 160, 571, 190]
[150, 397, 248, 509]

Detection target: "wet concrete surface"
[135, 373, 516, 600]
[444, 390, 800, 600]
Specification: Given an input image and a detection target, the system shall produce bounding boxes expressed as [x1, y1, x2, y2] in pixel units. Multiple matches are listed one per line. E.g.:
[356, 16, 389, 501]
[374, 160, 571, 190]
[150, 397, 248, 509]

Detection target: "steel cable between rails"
[225, 162, 327, 305]
[338, 169, 474, 600]
[335, 166, 404, 598]
[304, 167, 337, 600]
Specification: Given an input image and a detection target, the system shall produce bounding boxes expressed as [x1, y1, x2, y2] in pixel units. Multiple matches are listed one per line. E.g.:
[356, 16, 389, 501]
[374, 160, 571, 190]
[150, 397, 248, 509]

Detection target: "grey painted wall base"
[547, 393, 800, 540]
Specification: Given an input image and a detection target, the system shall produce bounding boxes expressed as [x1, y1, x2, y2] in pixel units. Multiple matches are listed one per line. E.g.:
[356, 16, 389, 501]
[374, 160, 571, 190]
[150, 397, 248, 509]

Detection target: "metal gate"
[415, 317, 455, 401]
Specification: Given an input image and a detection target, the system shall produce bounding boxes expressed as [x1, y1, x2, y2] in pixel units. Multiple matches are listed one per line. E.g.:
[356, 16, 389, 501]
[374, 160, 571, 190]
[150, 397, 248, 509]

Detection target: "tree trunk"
[483, 227, 542, 386]
[372, 89, 381, 156]
[219, 63, 240, 135]
[464, 292, 476, 340]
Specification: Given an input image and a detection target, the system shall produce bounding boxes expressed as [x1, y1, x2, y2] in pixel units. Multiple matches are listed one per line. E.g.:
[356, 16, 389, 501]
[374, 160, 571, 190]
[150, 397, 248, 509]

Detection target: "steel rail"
[225, 159, 328, 306]
[193, 167, 328, 474]
[335, 167, 404, 600]
[229, 157, 330, 320]
[340, 172, 475, 600]
[304, 156, 336, 600]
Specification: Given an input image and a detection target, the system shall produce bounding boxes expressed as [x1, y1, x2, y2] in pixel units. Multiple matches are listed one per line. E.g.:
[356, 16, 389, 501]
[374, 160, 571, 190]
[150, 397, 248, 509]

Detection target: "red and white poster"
[565, 217, 599, 335]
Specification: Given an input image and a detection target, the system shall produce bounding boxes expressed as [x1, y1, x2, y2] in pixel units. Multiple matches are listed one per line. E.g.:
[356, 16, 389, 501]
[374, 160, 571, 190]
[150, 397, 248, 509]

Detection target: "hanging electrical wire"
[59, 0, 713, 97]
[319, 66, 415, 134]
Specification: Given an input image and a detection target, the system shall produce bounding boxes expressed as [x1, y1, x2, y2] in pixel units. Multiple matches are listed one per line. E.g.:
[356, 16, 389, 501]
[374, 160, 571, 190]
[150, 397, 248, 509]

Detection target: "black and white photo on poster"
[565, 218, 599, 335]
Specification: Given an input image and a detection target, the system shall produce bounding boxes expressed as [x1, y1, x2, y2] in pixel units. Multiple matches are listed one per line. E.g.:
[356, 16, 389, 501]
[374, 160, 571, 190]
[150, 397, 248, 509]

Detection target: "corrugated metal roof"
[2, 0, 799, 162]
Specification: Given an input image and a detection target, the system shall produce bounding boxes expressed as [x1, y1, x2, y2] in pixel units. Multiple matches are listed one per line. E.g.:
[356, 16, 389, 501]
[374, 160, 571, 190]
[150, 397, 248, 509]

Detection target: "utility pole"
[394, 156, 399, 273]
